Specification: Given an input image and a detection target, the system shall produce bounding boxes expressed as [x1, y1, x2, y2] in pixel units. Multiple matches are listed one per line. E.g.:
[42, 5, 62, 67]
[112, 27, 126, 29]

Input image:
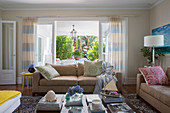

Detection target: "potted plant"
[140, 47, 164, 66]
[73, 50, 81, 60]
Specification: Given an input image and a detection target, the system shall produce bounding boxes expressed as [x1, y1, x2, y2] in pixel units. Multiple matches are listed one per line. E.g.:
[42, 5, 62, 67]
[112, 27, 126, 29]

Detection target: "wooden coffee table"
[35, 94, 139, 113]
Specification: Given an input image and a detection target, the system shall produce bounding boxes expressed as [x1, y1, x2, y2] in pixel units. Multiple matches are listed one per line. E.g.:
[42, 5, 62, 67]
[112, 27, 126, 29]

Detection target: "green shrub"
[56, 36, 73, 60]
[78, 36, 98, 58]
[87, 40, 99, 61]
[73, 50, 81, 57]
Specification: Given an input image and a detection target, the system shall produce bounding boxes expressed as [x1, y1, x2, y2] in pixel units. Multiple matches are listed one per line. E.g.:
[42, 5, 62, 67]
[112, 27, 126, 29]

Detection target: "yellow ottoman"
[0, 90, 21, 113]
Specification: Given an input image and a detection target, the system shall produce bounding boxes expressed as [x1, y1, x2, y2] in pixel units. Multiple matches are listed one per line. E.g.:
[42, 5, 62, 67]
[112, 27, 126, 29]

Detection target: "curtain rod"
[16, 15, 139, 18]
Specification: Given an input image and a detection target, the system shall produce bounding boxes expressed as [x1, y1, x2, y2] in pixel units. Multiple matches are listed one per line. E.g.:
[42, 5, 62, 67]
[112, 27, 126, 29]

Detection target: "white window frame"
[38, 17, 109, 62]
[37, 36, 43, 65]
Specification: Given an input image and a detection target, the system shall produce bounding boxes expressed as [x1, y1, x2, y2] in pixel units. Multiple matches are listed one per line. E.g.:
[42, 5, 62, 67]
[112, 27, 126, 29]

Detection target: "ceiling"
[0, 0, 164, 10]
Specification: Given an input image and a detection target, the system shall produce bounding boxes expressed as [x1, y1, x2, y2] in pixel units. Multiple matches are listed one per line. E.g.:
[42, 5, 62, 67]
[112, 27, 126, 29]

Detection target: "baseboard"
[124, 77, 136, 85]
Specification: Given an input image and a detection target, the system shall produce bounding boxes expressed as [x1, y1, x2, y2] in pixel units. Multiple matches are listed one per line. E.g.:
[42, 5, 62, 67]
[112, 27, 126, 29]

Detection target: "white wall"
[0, 9, 2, 18]
[1, 9, 150, 84]
[150, 0, 170, 71]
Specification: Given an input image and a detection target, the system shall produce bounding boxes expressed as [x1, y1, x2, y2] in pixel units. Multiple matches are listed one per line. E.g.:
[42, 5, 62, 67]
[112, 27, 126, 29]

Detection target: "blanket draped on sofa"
[93, 62, 117, 94]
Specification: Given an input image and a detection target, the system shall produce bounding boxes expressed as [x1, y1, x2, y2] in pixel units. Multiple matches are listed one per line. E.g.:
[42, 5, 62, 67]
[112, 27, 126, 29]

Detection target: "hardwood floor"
[0, 85, 32, 96]
[0, 84, 136, 96]
[122, 85, 136, 94]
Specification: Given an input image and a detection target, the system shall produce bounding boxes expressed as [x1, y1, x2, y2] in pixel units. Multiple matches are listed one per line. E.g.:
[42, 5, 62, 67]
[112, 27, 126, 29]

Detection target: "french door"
[0, 21, 16, 84]
[35, 23, 55, 66]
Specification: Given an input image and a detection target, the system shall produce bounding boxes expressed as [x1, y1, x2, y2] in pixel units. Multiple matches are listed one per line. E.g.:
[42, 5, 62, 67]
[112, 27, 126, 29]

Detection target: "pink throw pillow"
[139, 66, 169, 85]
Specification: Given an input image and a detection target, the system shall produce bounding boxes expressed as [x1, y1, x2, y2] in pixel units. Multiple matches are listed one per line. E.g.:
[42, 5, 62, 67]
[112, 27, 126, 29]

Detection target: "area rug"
[13, 94, 158, 113]
[124, 94, 158, 113]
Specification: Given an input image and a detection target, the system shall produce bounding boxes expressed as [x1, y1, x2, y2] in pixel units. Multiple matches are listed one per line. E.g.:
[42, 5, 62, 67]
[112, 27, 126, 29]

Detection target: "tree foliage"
[56, 36, 73, 60]
[87, 40, 99, 61]
[79, 36, 98, 58]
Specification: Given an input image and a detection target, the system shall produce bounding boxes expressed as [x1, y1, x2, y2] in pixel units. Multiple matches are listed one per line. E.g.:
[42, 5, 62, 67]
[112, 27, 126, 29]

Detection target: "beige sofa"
[32, 63, 122, 95]
[137, 67, 170, 113]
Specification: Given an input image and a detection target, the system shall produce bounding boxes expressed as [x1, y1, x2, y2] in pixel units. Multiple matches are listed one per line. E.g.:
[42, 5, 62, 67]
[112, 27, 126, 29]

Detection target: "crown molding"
[0, 0, 164, 11]
[0, 7, 150, 11]
[150, 0, 164, 9]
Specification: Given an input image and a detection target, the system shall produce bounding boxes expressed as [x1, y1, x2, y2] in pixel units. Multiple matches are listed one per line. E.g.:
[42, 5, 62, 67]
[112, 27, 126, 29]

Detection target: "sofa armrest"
[114, 70, 122, 93]
[32, 71, 41, 92]
[137, 73, 145, 94]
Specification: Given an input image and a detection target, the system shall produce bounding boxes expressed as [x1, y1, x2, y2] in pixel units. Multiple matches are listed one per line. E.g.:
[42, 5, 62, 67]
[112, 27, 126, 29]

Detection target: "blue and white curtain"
[22, 17, 37, 85]
[105, 17, 125, 71]
[22, 17, 37, 71]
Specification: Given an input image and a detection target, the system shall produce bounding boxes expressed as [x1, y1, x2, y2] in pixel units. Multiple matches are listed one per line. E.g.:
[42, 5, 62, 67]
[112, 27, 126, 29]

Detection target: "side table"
[20, 72, 33, 90]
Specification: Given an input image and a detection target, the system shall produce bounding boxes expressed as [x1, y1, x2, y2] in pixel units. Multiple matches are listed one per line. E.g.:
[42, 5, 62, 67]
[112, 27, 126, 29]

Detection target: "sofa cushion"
[40, 76, 78, 86]
[50, 64, 77, 76]
[77, 63, 84, 76]
[139, 66, 169, 85]
[140, 83, 170, 107]
[78, 76, 97, 86]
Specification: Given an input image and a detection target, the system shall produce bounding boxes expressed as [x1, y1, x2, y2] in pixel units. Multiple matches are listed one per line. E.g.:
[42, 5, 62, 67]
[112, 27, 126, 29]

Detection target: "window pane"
[2, 23, 14, 70]
[37, 24, 53, 65]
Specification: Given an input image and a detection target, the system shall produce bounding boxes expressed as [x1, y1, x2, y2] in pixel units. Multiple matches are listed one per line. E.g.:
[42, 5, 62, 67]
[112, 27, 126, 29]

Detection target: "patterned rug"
[124, 94, 158, 113]
[13, 94, 158, 113]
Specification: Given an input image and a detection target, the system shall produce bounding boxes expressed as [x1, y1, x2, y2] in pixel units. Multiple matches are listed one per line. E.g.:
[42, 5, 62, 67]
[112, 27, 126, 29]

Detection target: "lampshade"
[144, 35, 164, 47]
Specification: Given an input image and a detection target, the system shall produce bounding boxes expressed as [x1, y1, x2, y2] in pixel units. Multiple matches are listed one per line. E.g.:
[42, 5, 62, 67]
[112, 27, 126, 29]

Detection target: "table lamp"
[144, 35, 164, 66]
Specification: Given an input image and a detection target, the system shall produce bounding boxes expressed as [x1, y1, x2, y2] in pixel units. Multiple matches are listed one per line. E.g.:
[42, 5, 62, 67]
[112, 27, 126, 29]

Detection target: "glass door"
[35, 23, 53, 66]
[0, 21, 16, 84]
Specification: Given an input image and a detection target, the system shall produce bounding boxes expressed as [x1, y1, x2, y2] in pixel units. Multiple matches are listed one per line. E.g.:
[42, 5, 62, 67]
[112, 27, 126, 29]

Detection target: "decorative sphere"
[45, 90, 57, 102]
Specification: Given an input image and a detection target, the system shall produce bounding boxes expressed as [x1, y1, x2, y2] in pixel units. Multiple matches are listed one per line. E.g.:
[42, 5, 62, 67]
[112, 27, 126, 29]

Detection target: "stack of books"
[88, 103, 106, 113]
[86, 94, 101, 103]
[101, 79, 123, 104]
[107, 103, 134, 113]
[102, 95, 123, 103]
[37, 95, 63, 111]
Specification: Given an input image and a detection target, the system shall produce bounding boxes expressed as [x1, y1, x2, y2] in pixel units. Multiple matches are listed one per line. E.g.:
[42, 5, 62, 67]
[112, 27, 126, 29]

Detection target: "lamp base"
[152, 47, 155, 67]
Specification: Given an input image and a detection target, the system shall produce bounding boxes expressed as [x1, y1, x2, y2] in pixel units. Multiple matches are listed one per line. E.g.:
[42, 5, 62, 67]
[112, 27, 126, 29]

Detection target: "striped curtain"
[22, 17, 37, 85]
[22, 17, 37, 71]
[105, 17, 125, 71]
